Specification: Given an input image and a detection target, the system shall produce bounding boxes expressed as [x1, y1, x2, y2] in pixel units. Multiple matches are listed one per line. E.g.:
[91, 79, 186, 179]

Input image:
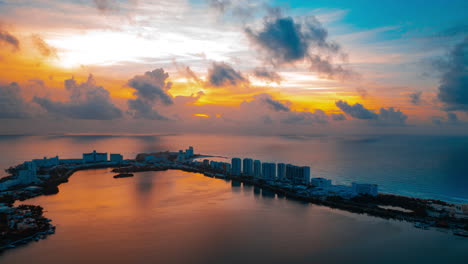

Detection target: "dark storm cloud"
[0, 82, 31, 118]
[0, 29, 19, 51]
[207, 62, 248, 87]
[378, 107, 407, 125]
[409, 91, 423, 105]
[245, 17, 310, 63]
[253, 68, 282, 83]
[336, 100, 407, 125]
[127, 68, 173, 120]
[437, 37, 468, 111]
[245, 15, 352, 79]
[127, 98, 169, 120]
[128, 69, 173, 105]
[331, 113, 346, 121]
[335, 100, 378, 120]
[261, 94, 290, 112]
[31, 34, 57, 58]
[34, 75, 123, 120]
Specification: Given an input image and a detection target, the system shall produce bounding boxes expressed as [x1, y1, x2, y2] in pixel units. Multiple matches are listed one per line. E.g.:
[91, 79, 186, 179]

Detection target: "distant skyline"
[0, 0, 467, 135]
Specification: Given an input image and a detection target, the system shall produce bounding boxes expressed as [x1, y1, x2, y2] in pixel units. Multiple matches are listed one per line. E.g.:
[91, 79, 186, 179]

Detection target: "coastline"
[1, 152, 467, 252]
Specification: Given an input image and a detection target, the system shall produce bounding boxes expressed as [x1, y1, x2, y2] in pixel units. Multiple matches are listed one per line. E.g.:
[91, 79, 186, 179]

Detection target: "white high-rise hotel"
[242, 158, 253, 176]
[231, 158, 311, 185]
[231, 158, 242, 176]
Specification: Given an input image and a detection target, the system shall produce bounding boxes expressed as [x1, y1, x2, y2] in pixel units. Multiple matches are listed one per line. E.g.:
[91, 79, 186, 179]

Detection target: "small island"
[113, 173, 134, 178]
[1, 146, 467, 252]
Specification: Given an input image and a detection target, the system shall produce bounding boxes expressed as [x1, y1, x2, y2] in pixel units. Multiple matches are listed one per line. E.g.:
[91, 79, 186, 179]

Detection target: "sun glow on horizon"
[193, 113, 210, 118]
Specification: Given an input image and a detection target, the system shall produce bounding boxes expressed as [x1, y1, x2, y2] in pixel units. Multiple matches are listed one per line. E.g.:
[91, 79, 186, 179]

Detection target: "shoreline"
[1, 153, 467, 252]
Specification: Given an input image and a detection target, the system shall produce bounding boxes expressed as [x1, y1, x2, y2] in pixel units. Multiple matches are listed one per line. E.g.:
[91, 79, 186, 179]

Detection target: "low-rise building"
[59, 159, 84, 165]
[327, 185, 357, 199]
[32, 156, 59, 168]
[83, 150, 108, 163]
[311, 178, 332, 189]
[460, 204, 468, 215]
[18, 161, 40, 185]
[210, 160, 231, 172]
[110, 153, 123, 163]
[352, 182, 378, 196]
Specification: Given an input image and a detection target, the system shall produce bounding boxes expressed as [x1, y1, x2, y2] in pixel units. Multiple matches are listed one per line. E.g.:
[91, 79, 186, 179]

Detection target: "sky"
[0, 0, 467, 135]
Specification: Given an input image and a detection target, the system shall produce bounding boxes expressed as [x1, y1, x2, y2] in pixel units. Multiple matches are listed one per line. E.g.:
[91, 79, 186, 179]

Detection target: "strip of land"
[1, 150, 468, 252]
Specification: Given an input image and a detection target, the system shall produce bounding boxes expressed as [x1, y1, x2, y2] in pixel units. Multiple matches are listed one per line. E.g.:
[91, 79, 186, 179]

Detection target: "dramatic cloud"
[127, 68, 173, 120]
[207, 62, 248, 87]
[409, 91, 423, 105]
[246, 17, 310, 63]
[260, 93, 290, 112]
[331, 113, 346, 121]
[34, 75, 122, 120]
[335, 100, 378, 120]
[0, 29, 19, 51]
[336, 100, 407, 125]
[31, 34, 57, 58]
[437, 37, 468, 111]
[253, 68, 282, 83]
[245, 15, 352, 79]
[378, 107, 407, 125]
[0, 82, 31, 118]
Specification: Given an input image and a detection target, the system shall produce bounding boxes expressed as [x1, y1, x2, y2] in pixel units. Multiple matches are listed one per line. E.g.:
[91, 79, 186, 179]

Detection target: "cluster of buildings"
[30, 151, 123, 166]
[0, 151, 124, 191]
[198, 156, 379, 198]
[230, 157, 311, 185]
[427, 202, 468, 219]
[176, 146, 195, 162]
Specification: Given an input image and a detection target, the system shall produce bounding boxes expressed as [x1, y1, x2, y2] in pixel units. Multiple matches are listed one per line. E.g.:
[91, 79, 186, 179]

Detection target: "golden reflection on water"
[2, 168, 466, 264]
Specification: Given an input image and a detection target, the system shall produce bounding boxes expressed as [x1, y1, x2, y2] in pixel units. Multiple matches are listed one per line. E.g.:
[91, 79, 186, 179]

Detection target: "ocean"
[0, 134, 467, 263]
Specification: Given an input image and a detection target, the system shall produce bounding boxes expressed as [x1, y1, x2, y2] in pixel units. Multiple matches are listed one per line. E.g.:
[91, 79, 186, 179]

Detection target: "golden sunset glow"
[0, 0, 465, 135]
[193, 114, 210, 118]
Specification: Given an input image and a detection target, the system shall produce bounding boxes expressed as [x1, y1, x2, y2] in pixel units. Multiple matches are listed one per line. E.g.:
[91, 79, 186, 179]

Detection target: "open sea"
[0, 133, 467, 263]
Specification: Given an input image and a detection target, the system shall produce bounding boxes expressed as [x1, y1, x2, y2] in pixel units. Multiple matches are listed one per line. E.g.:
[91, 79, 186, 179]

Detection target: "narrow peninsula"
[1, 147, 468, 251]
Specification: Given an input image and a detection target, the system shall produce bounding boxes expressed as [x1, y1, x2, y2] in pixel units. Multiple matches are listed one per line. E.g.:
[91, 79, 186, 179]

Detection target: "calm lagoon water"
[0, 134, 467, 263]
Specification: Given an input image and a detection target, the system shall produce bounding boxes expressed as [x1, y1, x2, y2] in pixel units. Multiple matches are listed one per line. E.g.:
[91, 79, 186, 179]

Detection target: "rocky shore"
[0, 205, 55, 252]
